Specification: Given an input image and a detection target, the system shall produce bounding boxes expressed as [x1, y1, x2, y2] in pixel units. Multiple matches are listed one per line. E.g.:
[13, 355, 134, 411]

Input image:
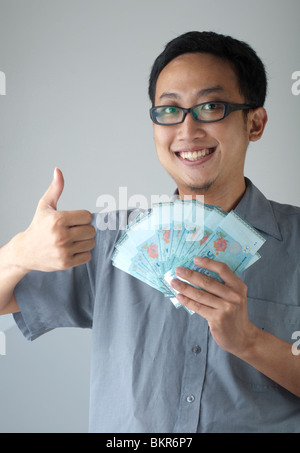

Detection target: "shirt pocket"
[229, 297, 300, 392]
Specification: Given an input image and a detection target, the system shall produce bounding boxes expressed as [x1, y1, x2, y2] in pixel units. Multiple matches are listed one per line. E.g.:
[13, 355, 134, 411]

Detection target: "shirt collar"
[173, 178, 282, 241]
[235, 178, 282, 241]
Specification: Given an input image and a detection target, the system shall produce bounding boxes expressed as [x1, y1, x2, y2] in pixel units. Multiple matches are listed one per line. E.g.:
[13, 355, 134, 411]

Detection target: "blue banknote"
[111, 200, 266, 314]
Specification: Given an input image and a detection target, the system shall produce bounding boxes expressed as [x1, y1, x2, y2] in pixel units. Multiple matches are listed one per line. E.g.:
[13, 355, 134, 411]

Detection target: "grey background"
[0, 0, 299, 433]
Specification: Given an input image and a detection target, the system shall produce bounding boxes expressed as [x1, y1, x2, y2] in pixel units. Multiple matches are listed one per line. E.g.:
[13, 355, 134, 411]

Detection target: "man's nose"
[177, 111, 207, 139]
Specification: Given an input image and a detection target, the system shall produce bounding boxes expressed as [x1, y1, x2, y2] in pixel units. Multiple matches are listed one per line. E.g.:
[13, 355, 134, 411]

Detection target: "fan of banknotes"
[111, 199, 265, 314]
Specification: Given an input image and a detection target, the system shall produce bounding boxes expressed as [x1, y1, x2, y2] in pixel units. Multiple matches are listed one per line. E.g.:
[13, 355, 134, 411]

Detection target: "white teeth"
[179, 149, 214, 161]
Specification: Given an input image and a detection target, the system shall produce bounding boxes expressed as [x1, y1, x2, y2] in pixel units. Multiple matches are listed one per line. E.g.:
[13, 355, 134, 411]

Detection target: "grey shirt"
[14, 178, 300, 433]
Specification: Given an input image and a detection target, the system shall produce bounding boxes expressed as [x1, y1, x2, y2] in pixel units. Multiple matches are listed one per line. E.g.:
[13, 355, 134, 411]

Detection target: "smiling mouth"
[175, 148, 216, 162]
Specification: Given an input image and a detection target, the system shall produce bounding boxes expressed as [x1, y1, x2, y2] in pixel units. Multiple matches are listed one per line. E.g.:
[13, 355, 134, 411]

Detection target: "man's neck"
[178, 178, 247, 212]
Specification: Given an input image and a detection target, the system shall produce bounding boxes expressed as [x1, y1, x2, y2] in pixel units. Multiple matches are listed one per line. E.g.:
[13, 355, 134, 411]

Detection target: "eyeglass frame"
[149, 101, 259, 125]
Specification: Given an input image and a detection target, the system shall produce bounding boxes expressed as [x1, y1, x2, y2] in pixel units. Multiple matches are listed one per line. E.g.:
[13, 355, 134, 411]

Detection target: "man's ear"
[249, 107, 268, 142]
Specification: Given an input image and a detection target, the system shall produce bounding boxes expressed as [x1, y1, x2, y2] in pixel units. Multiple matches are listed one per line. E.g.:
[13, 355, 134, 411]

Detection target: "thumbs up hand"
[20, 169, 96, 272]
[38, 167, 65, 211]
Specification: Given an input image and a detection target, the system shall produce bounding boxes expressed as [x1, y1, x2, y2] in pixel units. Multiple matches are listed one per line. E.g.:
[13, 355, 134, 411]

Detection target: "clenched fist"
[19, 168, 96, 272]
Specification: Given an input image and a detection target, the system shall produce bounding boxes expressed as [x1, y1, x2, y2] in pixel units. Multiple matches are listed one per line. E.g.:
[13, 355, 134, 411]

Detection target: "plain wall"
[0, 0, 299, 432]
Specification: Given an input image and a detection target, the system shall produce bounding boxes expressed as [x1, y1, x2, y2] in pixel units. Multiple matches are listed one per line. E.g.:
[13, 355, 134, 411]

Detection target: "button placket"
[174, 315, 209, 433]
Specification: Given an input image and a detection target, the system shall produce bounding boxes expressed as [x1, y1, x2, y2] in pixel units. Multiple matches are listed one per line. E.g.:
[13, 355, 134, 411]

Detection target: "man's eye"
[203, 103, 223, 111]
[163, 107, 179, 115]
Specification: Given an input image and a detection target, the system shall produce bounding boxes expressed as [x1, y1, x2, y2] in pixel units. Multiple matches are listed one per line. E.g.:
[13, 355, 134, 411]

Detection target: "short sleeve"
[13, 219, 97, 342]
[14, 263, 94, 341]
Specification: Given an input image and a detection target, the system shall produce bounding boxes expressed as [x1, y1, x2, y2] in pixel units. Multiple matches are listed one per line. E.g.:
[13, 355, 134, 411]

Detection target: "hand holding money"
[171, 257, 256, 357]
[112, 199, 265, 318]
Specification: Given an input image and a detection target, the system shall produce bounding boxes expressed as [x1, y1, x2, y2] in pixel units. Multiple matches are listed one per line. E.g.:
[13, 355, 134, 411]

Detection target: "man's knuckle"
[83, 210, 93, 223]
[85, 251, 92, 262]
[241, 284, 248, 298]
[57, 251, 71, 269]
[53, 230, 68, 247]
[217, 304, 233, 323]
[226, 289, 238, 303]
[184, 268, 192, 277]
[199, 273, 212, 287]
[179, 280, 188, 290]
[218, 261, 228, 272]
[224, 302, 234, 314]
[203, 274, 212, 285]
[89, 224, 96, 237]
[51, 211, 66, 230]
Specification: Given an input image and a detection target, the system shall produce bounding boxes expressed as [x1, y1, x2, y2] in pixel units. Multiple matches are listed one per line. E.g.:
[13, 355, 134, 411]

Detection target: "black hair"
[148, 31, 268, 107]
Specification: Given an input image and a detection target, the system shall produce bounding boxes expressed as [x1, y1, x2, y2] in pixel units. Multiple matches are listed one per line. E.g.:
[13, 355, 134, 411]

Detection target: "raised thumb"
[40, 168, 64, 210]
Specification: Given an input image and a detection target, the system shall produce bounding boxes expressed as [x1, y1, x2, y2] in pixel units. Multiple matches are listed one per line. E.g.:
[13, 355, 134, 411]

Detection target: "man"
[0, 31, 299, 433]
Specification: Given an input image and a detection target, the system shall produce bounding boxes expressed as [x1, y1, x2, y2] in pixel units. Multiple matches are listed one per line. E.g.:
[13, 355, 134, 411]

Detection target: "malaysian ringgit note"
[111, 200, 266, 314]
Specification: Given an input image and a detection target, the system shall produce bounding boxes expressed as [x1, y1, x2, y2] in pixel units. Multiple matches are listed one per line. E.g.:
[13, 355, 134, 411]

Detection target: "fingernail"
[194, 257, 204, 265]
[175, 267, 186, 277]
[171, 278, 181, 289]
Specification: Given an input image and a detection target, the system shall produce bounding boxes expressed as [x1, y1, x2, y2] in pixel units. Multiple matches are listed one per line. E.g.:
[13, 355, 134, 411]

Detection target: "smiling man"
[151, 52, 266, 211]
[0, 31, 300, 433]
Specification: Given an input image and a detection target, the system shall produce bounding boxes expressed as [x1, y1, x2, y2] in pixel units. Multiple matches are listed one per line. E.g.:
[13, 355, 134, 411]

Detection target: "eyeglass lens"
[154, 102, 226, 124]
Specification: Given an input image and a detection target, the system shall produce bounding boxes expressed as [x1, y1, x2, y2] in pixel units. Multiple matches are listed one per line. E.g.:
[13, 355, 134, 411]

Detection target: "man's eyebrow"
[197, 85, 225, 97]
[158, 85, 225, 101]
[158, 92, 181, 101]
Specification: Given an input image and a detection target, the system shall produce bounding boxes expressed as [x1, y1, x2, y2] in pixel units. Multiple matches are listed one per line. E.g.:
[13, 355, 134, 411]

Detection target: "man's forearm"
[238, 325, 300, 398]
[0, 232, 29, 314]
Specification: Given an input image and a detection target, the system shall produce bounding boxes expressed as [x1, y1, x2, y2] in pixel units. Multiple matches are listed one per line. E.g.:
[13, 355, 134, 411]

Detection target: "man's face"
[153, 52, 254, 204]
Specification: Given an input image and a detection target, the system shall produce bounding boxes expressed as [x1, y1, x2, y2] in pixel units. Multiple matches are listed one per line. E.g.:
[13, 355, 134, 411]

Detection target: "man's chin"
[177, 178, 215, 195]
[187, 182, 213, 192]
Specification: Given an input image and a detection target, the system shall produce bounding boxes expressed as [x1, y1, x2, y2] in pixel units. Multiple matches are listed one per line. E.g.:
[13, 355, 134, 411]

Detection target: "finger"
[193, 257, 247, 293]
[68, 224, 96, 242]
[70, 238, 96, 255]
[70, 251, 93, 268]
[58, 210, 93, 227]
[176, 293, 214, 320]
[39, 168, 64, 210]
[171, 277, 220, 308]
[175, 266, 226, 299]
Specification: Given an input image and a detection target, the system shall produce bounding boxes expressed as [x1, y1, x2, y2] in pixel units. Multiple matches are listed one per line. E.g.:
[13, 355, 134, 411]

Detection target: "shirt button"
[192, 345, 201, 354]
[186, 395, 195, 403]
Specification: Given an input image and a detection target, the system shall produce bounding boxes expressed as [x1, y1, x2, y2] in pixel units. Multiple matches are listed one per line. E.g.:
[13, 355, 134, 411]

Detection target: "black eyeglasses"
[150, 101, 258, 125]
